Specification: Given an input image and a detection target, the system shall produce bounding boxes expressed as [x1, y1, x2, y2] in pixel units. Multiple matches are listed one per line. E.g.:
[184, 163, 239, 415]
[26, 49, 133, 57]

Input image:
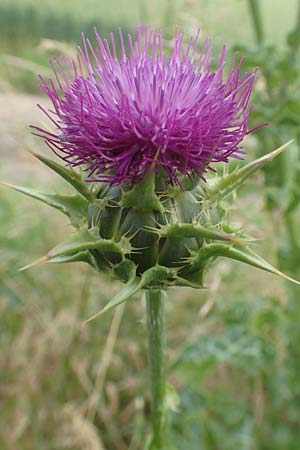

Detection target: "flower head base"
[33, 27, 258, 186]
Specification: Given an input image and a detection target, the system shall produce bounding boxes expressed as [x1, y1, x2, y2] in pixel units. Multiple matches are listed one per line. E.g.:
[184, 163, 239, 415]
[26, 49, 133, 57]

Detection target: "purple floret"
[32, 27, 261, 186]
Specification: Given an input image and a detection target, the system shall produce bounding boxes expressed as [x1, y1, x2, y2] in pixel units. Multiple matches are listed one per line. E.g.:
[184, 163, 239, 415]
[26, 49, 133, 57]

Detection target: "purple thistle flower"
[33, 27, 260, 186]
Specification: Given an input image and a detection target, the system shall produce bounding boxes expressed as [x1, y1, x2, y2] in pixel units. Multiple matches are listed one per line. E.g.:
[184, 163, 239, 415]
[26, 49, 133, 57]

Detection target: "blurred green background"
[1, 1, 300, 449]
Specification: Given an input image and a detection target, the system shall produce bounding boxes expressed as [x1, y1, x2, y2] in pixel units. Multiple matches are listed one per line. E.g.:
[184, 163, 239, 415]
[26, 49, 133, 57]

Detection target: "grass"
[0, 0, 298, 93]
[0, 0, 299, 95]
[0, 0, 298, 51]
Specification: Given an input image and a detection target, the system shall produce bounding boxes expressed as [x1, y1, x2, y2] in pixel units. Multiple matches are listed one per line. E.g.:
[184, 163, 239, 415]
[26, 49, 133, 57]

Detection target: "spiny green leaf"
[188, 242, 300, 285]
[154, 223, 246, 243]
[26, 149, 94, 201]
[121, 170, 163, 212]
[19, 227, 130, 271]
[2, 183, 88, 227]
[84, 264, 178, 321]
[48, 228, 124, 258]
[113, 259, 137, 283]
[84, 277, 141, 322]
[222, 223, 258, 242]
[174, 273, 205, 289]
[48, 250, 99, 270]
[176, 269, 205, 288]
[140, 265, 177, 287]
[207, 141, 293, 202]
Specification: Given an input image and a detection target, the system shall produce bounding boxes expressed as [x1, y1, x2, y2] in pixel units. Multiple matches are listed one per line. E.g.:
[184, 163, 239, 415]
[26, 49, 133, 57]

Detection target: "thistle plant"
[4, 27, 299, 449]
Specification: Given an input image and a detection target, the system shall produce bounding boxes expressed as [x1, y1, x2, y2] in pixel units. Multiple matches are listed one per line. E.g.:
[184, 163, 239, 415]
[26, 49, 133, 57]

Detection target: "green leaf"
[19, 227, 130, 271]
[174, 326, 274, 378]
[84, 277, 141, 323]
[84, 264, 178, 321]
[48, 250, 99, 269]
[113, 259, 137, 283]
[49, 227, 129, 259]
[121, 170, 163, 212]
[175, 270, 205, 289]
[188, 242, 300, 285]
[156, 223, 246, 244]
[141, 265, 179, 288]
[1, 183, 88, 227]
[207, 141, 293, 202]
[26, 149, 94, 201]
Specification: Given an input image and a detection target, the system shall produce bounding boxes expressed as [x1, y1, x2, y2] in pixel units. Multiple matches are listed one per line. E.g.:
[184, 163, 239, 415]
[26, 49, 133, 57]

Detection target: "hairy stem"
[146, 289, 167, 449]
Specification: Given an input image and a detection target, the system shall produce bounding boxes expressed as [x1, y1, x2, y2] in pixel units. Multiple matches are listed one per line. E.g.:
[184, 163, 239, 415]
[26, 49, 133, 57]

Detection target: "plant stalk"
[145, 289, 167, 449]
[247, 0, 264, 45]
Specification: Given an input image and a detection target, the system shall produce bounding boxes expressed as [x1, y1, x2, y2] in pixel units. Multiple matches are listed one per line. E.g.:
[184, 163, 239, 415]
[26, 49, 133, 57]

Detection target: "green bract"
[5, 142, 298, 320]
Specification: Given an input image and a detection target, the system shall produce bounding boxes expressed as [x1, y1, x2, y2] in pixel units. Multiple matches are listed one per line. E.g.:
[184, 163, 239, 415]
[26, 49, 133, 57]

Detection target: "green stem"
[146, 289, 167, 449]
[247, 0, 264, 45]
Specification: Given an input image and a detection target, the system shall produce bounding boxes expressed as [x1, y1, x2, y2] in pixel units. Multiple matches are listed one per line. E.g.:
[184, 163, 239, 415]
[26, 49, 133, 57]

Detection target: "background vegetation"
[1, 1, 300, 449]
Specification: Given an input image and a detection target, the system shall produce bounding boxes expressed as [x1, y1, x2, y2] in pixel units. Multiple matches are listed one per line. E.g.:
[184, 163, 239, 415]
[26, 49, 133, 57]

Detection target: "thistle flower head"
[33, 27, 258, 186]
[4, 27, 295, 318]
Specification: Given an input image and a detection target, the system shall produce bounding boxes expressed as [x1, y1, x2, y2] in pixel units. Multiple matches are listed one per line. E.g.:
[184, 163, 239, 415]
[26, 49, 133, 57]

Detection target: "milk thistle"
[33, 27, 257, 187]
[5, 27, 299, 449]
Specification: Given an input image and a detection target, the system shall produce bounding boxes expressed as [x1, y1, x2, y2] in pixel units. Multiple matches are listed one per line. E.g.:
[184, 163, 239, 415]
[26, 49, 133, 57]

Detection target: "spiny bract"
[11, 142, 295, 320]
